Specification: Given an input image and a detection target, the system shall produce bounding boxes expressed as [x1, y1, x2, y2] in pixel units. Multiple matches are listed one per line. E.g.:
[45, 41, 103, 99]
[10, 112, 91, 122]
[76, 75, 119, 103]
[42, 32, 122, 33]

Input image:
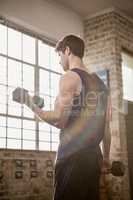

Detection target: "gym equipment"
[12, 87, 28, 104]
[105, 161, 125, 177]
[12, 87, 44, 108]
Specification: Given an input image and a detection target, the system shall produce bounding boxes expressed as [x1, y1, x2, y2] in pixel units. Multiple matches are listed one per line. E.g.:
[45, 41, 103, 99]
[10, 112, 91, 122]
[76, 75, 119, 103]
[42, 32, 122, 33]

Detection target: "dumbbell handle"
[32, 95, 44, 108]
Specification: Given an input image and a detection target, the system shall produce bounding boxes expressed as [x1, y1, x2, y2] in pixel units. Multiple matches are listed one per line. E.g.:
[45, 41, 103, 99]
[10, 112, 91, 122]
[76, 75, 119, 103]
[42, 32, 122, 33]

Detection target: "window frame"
[0, 16, 61, 151]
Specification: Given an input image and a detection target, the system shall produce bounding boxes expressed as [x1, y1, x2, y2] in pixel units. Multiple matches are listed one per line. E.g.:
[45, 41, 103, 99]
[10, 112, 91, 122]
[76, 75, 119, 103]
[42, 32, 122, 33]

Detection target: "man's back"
[57, 68, 109, 160]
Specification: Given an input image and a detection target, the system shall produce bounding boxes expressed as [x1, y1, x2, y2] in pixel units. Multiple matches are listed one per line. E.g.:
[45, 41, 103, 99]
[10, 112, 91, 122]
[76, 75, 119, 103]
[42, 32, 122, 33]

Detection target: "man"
[13, 35, 111, 200]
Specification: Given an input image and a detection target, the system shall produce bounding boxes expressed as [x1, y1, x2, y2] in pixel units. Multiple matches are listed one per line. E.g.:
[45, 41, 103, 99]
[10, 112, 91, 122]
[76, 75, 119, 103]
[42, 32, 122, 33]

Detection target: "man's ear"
[65, 46, 71, 56]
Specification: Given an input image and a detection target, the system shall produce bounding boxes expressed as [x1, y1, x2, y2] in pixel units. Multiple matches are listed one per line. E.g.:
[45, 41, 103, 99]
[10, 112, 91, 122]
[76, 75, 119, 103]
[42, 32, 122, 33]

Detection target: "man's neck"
[68, 57, 90, 73]
[69, 57, 85, 70]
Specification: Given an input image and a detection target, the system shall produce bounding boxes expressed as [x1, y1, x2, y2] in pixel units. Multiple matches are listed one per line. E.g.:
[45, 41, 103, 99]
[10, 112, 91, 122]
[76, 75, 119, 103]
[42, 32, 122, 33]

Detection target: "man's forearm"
[25, 96, 60, 128]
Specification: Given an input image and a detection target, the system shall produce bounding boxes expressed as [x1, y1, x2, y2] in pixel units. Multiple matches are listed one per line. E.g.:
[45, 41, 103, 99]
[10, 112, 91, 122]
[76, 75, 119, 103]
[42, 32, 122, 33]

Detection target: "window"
[0, 22, 62, 151]
[122, 52, 133, 102]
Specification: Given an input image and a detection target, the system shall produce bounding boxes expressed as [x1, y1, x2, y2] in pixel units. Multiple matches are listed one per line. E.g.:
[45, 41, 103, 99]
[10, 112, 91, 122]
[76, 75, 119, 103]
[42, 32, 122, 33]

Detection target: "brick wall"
[84, 9, 133, 200]
[0, 149, 56, 200]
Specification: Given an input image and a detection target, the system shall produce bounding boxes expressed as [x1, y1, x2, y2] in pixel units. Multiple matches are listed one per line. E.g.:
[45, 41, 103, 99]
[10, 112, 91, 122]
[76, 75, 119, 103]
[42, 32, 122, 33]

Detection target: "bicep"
[53, 72, 81, 127]
[54, 79, 75, 117]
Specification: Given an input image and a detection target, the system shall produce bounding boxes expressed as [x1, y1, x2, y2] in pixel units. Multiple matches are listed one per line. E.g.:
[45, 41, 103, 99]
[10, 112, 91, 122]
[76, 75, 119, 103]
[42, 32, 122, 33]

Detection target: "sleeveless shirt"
[57, 68, 108, 160]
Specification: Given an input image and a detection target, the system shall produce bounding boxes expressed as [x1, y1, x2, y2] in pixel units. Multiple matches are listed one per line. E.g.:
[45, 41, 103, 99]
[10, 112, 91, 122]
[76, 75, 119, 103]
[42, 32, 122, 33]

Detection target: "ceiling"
[55, 0, 133, 19]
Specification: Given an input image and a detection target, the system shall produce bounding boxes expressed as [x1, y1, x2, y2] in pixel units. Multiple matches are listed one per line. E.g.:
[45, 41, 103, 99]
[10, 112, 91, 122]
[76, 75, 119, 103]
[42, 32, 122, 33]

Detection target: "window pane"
[0, 56, 7, 85]
[8, 86, 22, 116]
[7, 117, 21, 129]
[50, 73, 60, 97]
[8, 105, 22, 116]
[23, 140, 35, 150]
[0, 116, 6, 127]
[39, 131, 50, 141]
[38, 41, 50, 68]
[22, 34, 35, 64]
[0, 138, 6, 148]
[23, 130, 35, 140]
[8, 59, 22, 87]
[0, 127, 6, 137]
[0, 85, 7, 114]
[51, 126, 60, 134]
[0, 84, 7, 103]
[8, 28, 22, 59]
[50, 46, 61, 73]
[0, 24, 7, 54]
[23, 106, 34, 118]
[39, 69, 50, 95]
[122, 53, 133, 102]
[39, 141, 50, 151]
[52, 143, 59, 151]
[0, 104, 6, 114]
[122, 66, 133, 101]
[50, 97, 56, 110]
[23, 64, 34, 92]
[7, 128, 21, 139]
[52, 133, 59, 142]
[7, 138, 21, 149]
[23, 120, 35, 130]
[39, 122, 50, 132]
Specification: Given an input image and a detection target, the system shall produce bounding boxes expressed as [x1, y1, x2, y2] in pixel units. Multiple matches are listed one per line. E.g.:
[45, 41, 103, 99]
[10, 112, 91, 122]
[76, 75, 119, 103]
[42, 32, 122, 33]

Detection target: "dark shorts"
[53, 149, 102, 200]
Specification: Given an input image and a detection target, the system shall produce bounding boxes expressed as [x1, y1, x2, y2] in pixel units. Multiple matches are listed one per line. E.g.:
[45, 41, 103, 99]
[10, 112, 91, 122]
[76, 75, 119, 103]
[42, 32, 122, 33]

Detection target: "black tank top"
[57, 68, 108, 160]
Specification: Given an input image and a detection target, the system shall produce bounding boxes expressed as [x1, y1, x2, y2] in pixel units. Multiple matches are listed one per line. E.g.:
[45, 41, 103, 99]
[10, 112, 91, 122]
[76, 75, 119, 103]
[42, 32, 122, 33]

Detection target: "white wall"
[0, 0, 83, 42]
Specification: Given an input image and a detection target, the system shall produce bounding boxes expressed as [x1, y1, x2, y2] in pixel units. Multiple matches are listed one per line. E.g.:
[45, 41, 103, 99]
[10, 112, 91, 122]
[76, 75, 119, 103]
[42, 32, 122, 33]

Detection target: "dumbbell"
[12, 87, 44, 108]
[104, 161, 125, 177]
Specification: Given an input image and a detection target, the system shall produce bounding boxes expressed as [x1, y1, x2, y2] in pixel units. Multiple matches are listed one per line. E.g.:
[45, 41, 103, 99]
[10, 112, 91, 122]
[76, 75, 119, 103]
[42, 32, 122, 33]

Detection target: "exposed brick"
[0, 150, 55, 200]
[84, 10, 133, 200]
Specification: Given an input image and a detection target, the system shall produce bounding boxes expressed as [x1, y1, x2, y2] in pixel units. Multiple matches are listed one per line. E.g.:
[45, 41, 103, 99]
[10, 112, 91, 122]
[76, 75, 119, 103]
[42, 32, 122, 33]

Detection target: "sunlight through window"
[0, 22, 61, 151]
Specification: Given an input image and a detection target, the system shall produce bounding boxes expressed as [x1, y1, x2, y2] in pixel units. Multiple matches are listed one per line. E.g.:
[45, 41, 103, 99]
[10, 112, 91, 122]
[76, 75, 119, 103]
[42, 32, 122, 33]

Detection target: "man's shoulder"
[60, 70, 82, 83]
[59, 70, 82, 94]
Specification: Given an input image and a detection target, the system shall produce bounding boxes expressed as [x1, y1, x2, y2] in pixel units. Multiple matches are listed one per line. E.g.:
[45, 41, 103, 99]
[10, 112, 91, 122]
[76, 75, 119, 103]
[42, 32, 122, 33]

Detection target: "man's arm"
[25, 71, 81, 129]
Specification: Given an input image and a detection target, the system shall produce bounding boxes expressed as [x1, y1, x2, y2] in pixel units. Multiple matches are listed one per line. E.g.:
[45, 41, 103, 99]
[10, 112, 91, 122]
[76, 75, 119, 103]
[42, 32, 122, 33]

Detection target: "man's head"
[55, 35, 85, 71]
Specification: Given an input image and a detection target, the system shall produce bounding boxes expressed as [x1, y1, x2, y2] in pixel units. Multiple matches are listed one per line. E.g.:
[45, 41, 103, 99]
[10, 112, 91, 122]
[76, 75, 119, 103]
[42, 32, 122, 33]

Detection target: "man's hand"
[101, 159, 111, 174]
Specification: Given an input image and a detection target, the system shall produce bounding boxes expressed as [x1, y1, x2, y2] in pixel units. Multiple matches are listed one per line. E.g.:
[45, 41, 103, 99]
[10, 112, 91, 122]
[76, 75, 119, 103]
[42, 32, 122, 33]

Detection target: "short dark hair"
[55, 35, 85, 59]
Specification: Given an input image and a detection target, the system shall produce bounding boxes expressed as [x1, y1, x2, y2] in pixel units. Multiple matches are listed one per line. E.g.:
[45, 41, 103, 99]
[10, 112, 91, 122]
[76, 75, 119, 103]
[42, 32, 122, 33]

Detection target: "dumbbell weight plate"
[111, 161, 125, 177]
[12, 87, 28, 104]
